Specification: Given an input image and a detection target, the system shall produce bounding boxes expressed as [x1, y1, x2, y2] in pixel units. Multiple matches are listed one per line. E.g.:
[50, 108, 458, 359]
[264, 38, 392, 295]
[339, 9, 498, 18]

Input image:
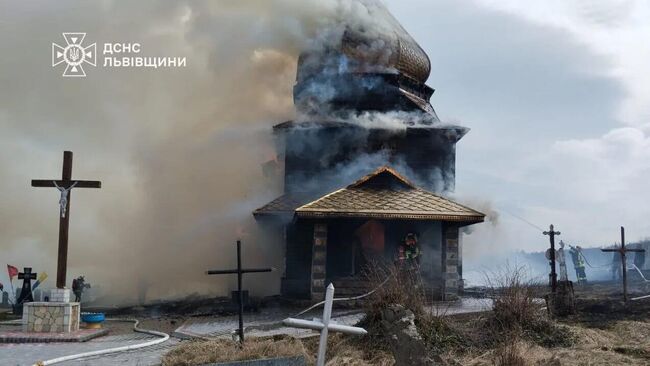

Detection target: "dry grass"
[417, 311, 469, 354]
[484, 266, 574, 348]
[357, 262, 428, 352]
[487, 266, 541, 330]
[302, 333, 395, 366]
[162, 336, 308, 366]
[494, 340, 528, 366]
[162, 334, 394, 366]
[362, 261, 426, 319]
[361, 262, 471, 356]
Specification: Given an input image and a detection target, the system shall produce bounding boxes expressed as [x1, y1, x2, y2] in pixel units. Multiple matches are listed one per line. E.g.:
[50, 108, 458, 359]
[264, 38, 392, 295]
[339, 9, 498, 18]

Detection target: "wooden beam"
[32, 180, 101, 188]
[206, 268, 273, 275]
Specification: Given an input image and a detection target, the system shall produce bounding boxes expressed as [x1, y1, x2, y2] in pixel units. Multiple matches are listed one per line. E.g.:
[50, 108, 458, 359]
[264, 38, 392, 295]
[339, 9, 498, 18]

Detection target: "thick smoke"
[0, 0, 406, 305]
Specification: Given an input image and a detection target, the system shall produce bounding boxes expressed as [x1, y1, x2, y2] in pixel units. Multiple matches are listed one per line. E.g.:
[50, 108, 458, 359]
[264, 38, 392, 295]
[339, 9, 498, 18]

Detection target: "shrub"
[362, 261, 426, 321]
[485, 265, 574, 348]
[487, 266, 540, 329]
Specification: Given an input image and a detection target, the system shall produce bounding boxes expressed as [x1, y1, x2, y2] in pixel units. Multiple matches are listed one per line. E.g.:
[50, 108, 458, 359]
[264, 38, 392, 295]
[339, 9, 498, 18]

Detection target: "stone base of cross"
[283, 283, 367, 366]
[23, 289, 80, 333]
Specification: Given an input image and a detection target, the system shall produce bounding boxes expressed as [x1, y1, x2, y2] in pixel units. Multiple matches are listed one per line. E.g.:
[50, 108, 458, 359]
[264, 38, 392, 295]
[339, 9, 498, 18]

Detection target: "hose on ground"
[0, 319, 22, 325]
[294, 275, 392, 317]
[33, 318, 169, 366]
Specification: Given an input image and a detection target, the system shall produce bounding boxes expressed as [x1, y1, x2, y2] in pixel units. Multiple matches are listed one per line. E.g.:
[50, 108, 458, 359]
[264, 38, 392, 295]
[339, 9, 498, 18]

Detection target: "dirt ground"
[161, 281, 650, 366]
[5, 281, 650, 365]
[457, 281, 650, 365]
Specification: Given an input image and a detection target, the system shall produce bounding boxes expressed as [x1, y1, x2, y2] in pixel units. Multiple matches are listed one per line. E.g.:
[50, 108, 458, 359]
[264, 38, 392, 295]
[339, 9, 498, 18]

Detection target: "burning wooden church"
[254, 2, 485, 300]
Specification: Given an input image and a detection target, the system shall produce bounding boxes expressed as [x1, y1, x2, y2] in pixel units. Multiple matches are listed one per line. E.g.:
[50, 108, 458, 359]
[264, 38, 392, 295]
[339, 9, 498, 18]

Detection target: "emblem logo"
[52, 33, 96, 77]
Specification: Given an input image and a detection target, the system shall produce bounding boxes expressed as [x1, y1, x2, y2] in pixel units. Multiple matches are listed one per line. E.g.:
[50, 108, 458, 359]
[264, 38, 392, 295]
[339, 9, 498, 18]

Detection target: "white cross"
[282, 283, 367, 366]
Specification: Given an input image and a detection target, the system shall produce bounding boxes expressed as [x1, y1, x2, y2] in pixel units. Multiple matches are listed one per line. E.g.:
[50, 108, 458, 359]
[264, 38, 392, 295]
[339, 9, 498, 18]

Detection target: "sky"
[1, 0, 649, 300]
[381, 0, 650, 267]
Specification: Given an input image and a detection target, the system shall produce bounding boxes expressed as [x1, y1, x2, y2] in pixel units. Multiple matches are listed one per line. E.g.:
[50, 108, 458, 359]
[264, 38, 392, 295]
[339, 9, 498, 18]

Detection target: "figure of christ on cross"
[205, 240, 274, 343]
[32, 151, 101, 289]
[602, 226, 645, 302]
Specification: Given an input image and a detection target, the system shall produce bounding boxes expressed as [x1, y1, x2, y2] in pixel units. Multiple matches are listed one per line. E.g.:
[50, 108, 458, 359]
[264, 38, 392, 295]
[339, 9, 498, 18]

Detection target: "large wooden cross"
[205, 240, 274, 343]
[543, 224, 561, 292]
[602, 226, 645, 302]
[31, 151, 101, 289]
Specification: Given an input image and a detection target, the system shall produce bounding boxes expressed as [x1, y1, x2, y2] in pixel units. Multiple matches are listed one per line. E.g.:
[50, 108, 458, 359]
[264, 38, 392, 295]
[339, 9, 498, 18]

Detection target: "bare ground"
[161, 281, 650, 366]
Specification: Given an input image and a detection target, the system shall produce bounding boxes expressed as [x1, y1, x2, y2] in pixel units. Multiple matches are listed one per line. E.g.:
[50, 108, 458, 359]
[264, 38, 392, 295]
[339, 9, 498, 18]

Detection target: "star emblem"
[52, 33, 96, 77]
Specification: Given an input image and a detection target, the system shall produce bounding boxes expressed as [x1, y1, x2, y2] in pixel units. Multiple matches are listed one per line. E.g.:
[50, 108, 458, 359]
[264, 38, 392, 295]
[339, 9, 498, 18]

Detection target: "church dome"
[339, 24, 431, 84]
[294, 1, 437, 117]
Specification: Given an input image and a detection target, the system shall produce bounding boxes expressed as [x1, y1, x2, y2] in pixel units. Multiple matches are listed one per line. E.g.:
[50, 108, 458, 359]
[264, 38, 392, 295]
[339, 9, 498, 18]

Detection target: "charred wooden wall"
[276, 123, 464, 195]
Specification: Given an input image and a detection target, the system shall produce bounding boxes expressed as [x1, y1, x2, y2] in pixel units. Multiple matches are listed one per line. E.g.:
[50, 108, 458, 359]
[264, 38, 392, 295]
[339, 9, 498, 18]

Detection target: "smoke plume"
[0, 0, 406, 305]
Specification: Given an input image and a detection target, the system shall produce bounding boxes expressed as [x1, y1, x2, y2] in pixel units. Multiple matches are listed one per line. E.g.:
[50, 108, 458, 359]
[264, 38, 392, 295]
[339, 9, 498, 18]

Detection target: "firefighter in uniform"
[397, 233, 420, 269]
[72, 276, 91, 303]
[569, 245, 587, 284]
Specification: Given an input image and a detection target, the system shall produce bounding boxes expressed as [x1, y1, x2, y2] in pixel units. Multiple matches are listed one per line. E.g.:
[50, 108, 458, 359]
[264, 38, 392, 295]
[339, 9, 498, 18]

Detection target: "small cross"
[601, 227, 645, 302]
[543, 224, 561, 292]
[16, 268, 37, 305]
[205, 240, 274, 343]
[283, 283, 367, 366]
[31, 151, 101, 289]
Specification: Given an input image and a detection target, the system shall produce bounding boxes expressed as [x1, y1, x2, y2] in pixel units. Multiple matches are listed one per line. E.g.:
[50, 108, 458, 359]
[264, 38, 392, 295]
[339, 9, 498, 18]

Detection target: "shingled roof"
[253, 193, 311, 217]
[254, 166, 484, 223]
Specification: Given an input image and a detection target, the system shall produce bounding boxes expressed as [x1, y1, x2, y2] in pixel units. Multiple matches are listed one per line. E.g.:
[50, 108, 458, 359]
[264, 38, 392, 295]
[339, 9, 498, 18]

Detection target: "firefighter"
[569, 245, 587, 284]
[72, 276, 91, 303]
[397, 233, 420, 269]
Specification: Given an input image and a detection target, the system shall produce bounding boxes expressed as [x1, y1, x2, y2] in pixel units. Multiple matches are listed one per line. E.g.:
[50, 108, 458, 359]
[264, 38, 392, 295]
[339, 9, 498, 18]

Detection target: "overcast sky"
[1, 0, 649, 298]
[382, 0, 650, 262]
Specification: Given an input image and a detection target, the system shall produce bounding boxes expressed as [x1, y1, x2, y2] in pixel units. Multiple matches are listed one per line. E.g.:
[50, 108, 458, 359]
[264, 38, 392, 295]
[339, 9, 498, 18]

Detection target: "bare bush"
[362, 261, 426, 321]
[484, 265, 574, 348]
[486, 266, 541, 330]
[361, 262, 469, 355]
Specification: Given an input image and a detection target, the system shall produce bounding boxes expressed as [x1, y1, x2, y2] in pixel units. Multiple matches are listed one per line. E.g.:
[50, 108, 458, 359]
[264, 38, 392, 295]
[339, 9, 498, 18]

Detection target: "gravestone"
[14, 268, 37, 316]
[380, 304, 438, 366]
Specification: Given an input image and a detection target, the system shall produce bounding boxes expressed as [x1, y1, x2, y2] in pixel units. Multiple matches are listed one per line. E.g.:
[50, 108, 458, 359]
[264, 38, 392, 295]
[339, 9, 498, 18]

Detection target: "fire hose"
[33, 318, 169, 366]
[173, 276, 394, 340]
[294, 274, 394, 317]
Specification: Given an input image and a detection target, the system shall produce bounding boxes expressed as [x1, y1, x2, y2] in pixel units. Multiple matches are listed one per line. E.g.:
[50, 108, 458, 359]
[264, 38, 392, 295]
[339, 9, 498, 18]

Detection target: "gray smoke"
[0, 0, 397, 305]
[0, 0, 489, 304]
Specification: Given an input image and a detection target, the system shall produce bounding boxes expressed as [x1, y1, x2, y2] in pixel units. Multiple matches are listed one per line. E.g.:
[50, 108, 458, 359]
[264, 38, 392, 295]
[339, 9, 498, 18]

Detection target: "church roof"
[252, 193, 310, 217]
[254, 166, 485, 224]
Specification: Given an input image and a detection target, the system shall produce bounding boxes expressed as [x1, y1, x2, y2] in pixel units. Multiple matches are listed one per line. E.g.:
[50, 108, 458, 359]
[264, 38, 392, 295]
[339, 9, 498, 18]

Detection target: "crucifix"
[543, 224, 561, 293]
[16, 268, 37, 305]
[205, 240, 274, 343]
[283, 283, 367, 366]
[32, 151, 101, 289]
[601, 226, 645, 302]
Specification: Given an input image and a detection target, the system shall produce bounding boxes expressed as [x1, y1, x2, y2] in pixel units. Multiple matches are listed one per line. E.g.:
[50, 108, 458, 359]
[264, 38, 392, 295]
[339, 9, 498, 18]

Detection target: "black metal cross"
[16, 268, 37, 305]
[601, 226, 645, 302]
[32, 151, 101, 289]
[205, 240, 274, 343]
[543, 224, 561, 293]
